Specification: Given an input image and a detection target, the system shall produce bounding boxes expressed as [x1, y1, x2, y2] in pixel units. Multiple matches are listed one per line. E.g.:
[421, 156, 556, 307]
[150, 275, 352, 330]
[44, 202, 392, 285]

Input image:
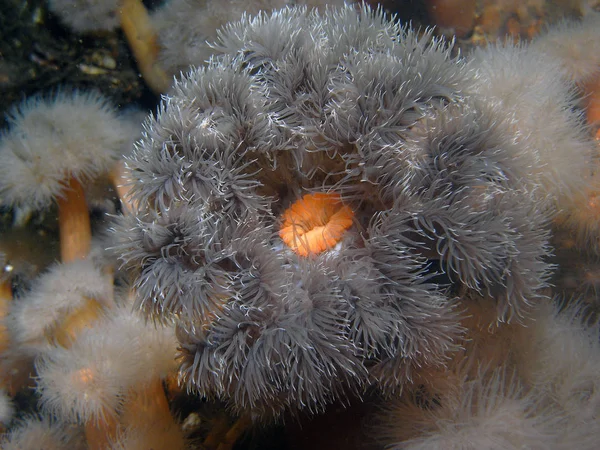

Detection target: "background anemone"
[151, 0, 352, 79]
[114, 4, 554, 418]
[0, 90, 135, 262]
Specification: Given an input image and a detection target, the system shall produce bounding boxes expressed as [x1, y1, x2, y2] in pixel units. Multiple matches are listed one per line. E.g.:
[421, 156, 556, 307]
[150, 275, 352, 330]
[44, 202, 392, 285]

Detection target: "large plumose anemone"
[114, 5, 553, 418]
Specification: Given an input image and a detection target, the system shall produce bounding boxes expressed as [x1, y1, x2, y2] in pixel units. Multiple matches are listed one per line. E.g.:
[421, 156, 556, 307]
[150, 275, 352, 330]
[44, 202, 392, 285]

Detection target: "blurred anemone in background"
[151, 0, 351, 78]
[0, 90, 128, 211]
[373, 300, 600, 450]
[0, 415, 86, 450]
[114, 4, 555, 419]
[47, 0, 121, 32]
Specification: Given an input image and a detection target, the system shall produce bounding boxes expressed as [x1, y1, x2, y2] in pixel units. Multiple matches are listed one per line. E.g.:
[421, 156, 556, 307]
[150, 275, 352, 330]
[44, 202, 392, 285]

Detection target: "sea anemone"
[375, 368, 558, 450]
[47, 0, 121, 32]
[531, 11, 600, 86]
[7, 259, 114, 354]
[515, 302, 600, 429]
[0, 90, 133, 262]
[527, 13, 600, 254]
[35, 302, 178, 449]
[115, 4, 553, 418]
[151, 0, 351, 78]
[0, 415, 85, 450]
[467, 41, 594, 207]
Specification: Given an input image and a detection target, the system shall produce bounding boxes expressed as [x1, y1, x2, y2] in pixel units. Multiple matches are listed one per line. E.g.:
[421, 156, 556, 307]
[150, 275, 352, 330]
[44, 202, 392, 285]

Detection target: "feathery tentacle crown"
[114, 5, 552, 419]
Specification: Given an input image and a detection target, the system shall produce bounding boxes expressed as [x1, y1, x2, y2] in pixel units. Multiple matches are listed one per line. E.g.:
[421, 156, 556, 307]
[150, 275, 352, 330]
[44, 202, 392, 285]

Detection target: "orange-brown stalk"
[117, 378, 185, 447]
[49, 297, 106, 349]
[110, 160, 137, 215]
[85, 414, 120, 450]
[0, 275, 11, 355]
[77, 367, 119, 450]
[583, 77, 600, 140]
[119, 0, 170, 94]
[216, 415, 253, 450]
[57, 177, 92, 263]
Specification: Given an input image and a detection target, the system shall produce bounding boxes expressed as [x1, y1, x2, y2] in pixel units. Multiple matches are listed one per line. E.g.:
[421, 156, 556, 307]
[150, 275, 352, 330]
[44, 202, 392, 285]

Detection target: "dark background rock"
[0, 0, 155, 128]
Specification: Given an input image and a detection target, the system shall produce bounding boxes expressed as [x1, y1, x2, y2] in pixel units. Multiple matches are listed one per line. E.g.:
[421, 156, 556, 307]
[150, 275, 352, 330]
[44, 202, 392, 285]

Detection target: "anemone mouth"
[279, 192, 354, 257]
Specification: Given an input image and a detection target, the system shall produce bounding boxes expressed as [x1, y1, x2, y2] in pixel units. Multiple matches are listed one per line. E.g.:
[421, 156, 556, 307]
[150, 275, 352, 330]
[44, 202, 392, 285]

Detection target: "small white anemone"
[378, 368, 559, 450]
[0, 415, 85, 450]
[468, 42, 594, 208]
[532, 12, 600, 85]
[0, 90, 131, 210]
[35, 303, 178, 424]
[48, 0, 121, 32]
[8, 259, 113, 355]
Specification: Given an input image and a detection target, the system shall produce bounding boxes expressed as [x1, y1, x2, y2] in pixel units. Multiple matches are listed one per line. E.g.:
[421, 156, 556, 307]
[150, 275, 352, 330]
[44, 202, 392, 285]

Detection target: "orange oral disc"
[279, 192, 354, 257]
